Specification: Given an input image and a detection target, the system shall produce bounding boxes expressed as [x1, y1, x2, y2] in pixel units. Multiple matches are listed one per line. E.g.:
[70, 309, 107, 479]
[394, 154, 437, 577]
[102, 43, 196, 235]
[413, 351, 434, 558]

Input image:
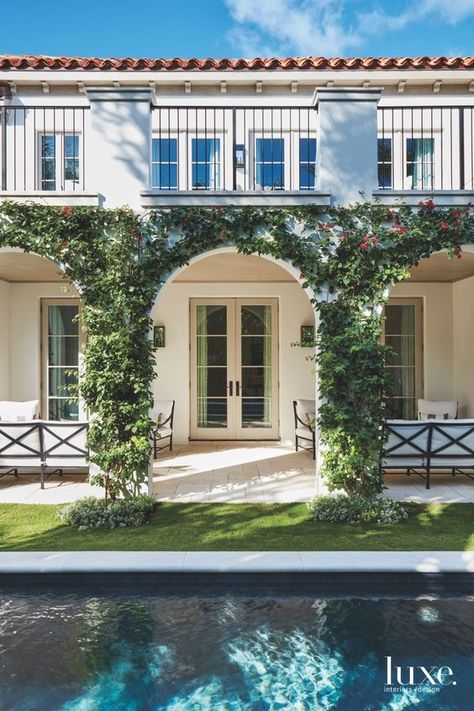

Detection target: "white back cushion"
[296, 399, 316, 424]
[0, 400, 39, 422]
[152, 400, 174, 425]
[418, 399, 458, 420]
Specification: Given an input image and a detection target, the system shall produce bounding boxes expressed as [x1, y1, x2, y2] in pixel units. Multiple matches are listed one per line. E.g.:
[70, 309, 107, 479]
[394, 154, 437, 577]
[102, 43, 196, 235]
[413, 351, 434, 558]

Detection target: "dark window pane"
[48, 398, 79, 421]
[241, 306, 271, 335]
[386, 397, 415, 420]
[197, 367, 227, 397]
[300, 164, 316, 189]
[65, 159, 79, 181]
[385, 336, 415, 367]
[300, 138, 316, 162]
[65, 135, 79, 157]
[241, 336, 270, 366]
[378, 138, 392, 162]
[197, 305, 227, 335]
[385, 305, 415, 336]
[41, 135, 55, 158]
[197, 398, 227, 428]
[197, 336, 226, 366]
[48, 305, 79, 336]
[242, 398, 271, 427]
[48, 368, 78, 397]
[378, 164, 392, 189]
[386, 367, 415, 398]
[242, 367, 271, 397]
[42, 161, 55, 180]
[48, 336, 79, 366]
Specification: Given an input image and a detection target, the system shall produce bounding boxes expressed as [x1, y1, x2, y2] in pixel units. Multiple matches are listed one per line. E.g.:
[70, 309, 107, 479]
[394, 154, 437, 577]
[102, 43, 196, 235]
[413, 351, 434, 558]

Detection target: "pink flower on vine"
[61, 206, 72, 218]
[418, 199, 435, 209]
[439, 221, 449, 230]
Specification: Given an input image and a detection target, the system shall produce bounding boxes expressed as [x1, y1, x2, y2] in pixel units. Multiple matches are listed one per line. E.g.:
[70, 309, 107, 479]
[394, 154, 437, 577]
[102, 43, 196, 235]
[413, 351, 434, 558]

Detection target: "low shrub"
[59, 494, 156, 530]
[307, 494, 408, 525]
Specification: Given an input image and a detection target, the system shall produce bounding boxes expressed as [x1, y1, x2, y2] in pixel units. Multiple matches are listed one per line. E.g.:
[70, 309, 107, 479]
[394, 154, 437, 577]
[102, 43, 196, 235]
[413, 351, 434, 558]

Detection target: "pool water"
[0, 575, 473, 710]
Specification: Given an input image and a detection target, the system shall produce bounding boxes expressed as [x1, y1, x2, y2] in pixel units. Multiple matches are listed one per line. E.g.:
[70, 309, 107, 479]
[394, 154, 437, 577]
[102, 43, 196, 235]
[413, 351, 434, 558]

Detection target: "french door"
[190, 298, 279, 439]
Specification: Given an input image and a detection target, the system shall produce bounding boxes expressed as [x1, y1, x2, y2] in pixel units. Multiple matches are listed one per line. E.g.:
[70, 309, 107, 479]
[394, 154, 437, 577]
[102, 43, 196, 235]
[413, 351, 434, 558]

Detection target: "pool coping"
[0, 551, 473, 573]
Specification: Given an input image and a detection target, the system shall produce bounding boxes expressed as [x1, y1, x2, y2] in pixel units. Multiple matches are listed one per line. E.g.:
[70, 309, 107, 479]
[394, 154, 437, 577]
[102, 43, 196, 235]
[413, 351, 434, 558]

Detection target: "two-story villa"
[1, 54, 474, 453]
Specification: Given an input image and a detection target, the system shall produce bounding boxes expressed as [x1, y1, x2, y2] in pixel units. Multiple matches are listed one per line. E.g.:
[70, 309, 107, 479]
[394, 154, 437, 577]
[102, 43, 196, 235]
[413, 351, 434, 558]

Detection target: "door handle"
[236, 381, 240, 396]
[228, 381, 233, 396]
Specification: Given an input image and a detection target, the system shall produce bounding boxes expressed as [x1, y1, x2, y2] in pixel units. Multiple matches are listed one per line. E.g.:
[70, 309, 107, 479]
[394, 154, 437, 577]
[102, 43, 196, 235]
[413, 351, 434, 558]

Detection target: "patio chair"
[152, 400, 175, 457]
[0, 400, 40, 421]
[293, 399, 316, 459]
[418, 399, 458, 420]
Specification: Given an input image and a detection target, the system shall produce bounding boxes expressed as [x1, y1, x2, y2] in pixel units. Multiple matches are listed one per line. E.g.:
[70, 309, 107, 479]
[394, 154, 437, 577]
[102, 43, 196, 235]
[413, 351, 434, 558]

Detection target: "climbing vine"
[0, 199, 472, 499]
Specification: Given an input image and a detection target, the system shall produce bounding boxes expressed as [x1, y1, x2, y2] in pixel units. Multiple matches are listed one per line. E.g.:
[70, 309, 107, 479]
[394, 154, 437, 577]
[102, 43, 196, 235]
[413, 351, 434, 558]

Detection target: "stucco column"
[85, 88, 152, 209]
[314, 88, 382, 206]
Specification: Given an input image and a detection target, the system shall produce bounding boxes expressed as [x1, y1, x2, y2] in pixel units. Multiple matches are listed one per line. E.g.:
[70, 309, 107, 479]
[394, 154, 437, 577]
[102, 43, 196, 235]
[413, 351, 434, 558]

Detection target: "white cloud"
[225, 0, 474, 57]
[224, 0, 362, 57]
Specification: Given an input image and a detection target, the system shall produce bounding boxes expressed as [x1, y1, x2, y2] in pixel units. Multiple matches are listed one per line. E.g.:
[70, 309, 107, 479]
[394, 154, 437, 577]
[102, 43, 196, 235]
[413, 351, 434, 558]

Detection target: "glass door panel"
[43, 301, 80, 420]
[240, 305, 273, 430]
[191, 299, 279, 439]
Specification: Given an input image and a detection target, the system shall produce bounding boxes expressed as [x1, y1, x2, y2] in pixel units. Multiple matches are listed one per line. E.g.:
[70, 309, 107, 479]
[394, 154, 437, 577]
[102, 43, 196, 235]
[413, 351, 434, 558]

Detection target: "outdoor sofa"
[0, 401, 89, 489]
[382, 418, 474, 489]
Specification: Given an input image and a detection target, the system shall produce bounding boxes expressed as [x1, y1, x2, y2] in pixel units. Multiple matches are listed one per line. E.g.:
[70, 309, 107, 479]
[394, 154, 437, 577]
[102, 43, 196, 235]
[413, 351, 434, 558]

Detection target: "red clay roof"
[0, 55, 473, 72]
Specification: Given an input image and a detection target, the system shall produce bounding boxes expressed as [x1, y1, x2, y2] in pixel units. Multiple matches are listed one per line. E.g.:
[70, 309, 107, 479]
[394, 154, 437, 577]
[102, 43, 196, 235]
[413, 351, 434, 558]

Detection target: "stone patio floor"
[1, 441, 474, 504]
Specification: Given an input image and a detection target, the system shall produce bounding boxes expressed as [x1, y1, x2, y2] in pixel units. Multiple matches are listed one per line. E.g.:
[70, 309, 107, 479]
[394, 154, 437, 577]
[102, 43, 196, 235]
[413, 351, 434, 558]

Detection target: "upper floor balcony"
[1, 99, 474, 207]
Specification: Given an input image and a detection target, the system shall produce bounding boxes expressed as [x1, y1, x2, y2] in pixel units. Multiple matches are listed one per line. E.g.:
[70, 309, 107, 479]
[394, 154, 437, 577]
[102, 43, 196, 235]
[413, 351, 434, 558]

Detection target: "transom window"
[40, 134, 80, 191]
[152, 138, 178, 190]
[42, 301, 81, 421]
[383, 299, 423, 419]
[192, 138, 221, 190]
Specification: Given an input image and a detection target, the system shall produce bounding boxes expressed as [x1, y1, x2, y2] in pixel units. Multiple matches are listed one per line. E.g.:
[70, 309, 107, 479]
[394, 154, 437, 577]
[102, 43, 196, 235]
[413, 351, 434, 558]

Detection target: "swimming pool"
[0, 574, 473, 710]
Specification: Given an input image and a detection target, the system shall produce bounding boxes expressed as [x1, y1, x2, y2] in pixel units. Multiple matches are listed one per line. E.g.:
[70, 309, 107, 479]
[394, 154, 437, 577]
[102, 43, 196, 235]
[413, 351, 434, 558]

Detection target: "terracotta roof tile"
[0, 54, 473, 72]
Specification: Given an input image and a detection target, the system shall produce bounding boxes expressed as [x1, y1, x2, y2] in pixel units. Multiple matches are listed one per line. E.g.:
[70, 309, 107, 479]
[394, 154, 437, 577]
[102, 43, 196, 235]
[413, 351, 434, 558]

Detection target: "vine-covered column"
[316, 298, 389, 497]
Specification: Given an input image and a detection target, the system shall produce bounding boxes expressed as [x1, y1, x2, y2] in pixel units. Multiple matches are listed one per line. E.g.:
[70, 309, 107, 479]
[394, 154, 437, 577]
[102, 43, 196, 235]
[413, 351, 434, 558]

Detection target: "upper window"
[152, 138, 178, 190]
[377, 138, 392, 189]
[406, 138, 434, 190]
[255, 138, 284, 190]
[299, 138, 317, 190]
[192, 138, 221, 190]
[40, 134, 80, 191]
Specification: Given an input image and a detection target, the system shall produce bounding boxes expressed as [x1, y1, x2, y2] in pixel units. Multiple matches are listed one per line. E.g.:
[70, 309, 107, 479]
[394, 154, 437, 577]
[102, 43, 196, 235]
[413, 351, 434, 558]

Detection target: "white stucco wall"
[390, 281, 454, 402]
[151, 280, 315, 445]
[0, 280, 11, 399]
[4, 282, 77, 406]
[453, 275, 474, 417]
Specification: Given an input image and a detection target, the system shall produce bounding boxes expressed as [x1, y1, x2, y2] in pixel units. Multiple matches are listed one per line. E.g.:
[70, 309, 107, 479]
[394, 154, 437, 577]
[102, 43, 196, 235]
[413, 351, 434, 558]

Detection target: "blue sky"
[2, 0, 474, 59]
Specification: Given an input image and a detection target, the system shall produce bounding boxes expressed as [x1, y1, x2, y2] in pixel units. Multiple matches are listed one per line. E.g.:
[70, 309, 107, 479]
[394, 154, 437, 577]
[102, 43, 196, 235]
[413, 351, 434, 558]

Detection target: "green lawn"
[0, 502, 473, 551]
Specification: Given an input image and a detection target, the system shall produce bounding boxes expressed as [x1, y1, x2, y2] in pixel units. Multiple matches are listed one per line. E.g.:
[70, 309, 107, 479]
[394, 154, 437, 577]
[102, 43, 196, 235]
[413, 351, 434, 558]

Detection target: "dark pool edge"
[0, 551, 473, 574]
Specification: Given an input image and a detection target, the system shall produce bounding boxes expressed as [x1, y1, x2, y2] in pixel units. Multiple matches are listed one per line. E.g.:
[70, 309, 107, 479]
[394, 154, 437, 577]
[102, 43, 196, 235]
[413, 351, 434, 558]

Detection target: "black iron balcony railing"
[377, 105, 474, 191]
[150, 106, 318, 192]
[0, 106, 89, 192]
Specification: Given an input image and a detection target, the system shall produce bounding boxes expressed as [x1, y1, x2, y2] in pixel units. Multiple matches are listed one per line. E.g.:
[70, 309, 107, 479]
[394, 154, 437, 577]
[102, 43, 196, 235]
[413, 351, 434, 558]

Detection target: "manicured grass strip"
[0, 502, 473, 552]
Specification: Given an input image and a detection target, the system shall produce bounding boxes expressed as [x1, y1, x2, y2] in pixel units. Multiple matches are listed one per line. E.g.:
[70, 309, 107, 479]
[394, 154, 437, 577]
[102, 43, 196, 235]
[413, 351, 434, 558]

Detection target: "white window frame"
[37, 132, 82, 191]
[188, 134, 223, 191]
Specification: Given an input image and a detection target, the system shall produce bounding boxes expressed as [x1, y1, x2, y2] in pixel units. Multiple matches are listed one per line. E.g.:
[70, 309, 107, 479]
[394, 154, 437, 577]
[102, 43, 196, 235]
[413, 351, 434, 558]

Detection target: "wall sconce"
[300, 325, 314, 346]
[235, 144, 245, 167]
[153, 325, 166, 348]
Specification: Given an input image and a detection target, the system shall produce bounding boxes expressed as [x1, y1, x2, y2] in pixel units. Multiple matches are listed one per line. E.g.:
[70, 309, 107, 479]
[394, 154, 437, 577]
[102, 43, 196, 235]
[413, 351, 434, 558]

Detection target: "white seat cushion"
[156, 426, 172, 439]
[0, 400, 39, 422]
[0, 422, 42, 464]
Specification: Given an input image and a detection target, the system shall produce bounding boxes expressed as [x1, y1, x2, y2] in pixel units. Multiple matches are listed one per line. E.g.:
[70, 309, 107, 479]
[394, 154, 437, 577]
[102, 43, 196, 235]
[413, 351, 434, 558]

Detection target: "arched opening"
[151, 247, 316, 445]
[385, 247, 474, 420]
[0, 248, 83, 420]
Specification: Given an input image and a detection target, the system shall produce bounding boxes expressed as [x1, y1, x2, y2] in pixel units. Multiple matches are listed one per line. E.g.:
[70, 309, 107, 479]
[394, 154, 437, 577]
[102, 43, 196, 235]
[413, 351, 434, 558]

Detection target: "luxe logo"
[385, 656, 457, 688]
